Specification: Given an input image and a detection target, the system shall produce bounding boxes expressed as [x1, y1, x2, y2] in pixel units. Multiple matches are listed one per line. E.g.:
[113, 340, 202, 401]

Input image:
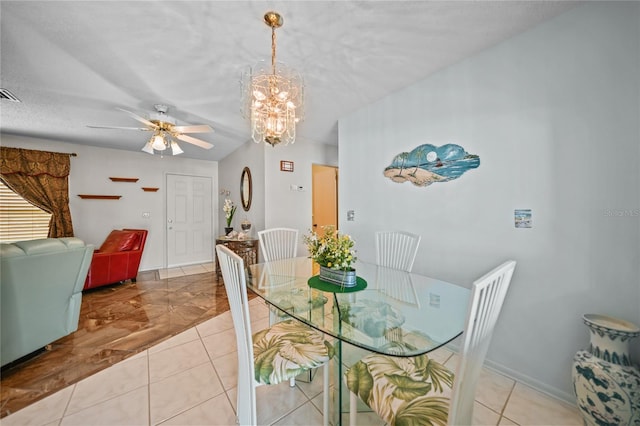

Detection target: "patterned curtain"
[0, 147, 74, 238]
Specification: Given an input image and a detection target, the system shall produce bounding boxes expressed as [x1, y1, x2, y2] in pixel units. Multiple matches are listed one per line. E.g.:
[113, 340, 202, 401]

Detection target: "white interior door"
[166, 174, 213, 268]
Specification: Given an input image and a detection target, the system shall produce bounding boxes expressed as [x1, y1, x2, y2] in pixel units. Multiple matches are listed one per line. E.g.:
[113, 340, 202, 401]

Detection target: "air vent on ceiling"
[0, 88, 21, 102]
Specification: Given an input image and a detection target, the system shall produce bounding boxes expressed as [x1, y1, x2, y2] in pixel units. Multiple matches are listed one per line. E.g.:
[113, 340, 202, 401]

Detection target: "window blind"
[0, 180, 51, 243]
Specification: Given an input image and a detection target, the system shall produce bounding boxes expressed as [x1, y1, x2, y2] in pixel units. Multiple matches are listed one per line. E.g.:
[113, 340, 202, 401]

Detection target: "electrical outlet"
[142, 212, 150, 219]
[347, 210, 355, 221]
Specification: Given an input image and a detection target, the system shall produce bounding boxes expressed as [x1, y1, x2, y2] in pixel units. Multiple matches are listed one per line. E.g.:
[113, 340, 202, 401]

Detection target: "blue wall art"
[384, 143, 480, 187]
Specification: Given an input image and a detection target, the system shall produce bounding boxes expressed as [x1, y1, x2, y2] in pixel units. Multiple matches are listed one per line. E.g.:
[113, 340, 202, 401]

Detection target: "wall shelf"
[109, 177, 139, 182]
[141, 187, 159, 192]
[77, 195, 122, 200]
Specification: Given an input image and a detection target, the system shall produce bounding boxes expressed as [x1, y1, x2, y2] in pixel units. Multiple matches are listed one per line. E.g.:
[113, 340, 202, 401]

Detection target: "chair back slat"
[448, 260, 516, 425]
[375, 231, 421, 272]
[215, 244, 257, 425]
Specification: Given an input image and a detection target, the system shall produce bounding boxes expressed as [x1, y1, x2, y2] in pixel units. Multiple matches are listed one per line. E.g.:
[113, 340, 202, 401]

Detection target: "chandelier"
[241, 11, 304, 146]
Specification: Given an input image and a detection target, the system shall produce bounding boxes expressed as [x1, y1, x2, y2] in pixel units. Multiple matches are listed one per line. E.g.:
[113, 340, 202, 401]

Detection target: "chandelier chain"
[271, 26, 277, 74]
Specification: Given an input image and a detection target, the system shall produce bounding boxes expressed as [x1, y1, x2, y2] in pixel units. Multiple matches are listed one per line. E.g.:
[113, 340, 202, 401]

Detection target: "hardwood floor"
[0, 265, 249, 419]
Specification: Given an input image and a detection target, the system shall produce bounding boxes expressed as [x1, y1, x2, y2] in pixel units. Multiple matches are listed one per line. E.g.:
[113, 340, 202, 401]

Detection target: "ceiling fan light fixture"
[241, 11, 304, 147]
[141, 141, 154, 154]
[170, 140, 184, 155]
[151, 132, 167, 151]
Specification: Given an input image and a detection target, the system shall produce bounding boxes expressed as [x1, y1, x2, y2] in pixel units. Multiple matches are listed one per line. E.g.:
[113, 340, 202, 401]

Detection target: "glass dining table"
[246, 257, 470, 425]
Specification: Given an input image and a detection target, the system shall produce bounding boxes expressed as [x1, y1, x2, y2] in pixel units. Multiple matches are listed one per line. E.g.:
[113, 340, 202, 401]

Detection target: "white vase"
[572, 314, 640, 426]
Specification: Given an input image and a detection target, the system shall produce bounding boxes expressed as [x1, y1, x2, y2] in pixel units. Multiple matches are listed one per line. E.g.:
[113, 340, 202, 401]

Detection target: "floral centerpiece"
[223, 198, 236, 233]
[304, 226, 358, 287]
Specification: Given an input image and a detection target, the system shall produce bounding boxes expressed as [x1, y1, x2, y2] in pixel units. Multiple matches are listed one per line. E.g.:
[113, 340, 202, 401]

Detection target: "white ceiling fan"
[88, 104, 214, 155]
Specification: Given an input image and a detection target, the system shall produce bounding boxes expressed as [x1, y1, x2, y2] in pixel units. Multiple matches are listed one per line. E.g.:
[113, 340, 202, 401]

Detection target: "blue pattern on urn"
[572, 314, 640, 426]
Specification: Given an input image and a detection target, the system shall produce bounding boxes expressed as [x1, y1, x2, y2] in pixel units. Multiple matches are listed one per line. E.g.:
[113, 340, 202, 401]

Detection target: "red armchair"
[83, 229, 148, 290]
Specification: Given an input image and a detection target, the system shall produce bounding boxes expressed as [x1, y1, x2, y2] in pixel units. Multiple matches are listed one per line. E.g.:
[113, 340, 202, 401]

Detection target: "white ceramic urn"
[572, 314, 640, 426]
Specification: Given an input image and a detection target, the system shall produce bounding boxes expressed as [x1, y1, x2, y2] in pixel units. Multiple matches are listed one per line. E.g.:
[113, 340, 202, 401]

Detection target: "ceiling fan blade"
[116, 107, 157, 128]
[172, 124, 214, 134]
[87, 125, 151, 131]
[176, 134, 214, 149]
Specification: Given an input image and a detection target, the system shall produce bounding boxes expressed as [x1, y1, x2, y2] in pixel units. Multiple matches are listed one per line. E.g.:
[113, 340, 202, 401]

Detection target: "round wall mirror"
[240, 167, 252, 211]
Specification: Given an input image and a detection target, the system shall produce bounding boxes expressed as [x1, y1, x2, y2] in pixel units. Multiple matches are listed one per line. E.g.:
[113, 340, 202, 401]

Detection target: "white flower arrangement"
[223, 198, 237, 227]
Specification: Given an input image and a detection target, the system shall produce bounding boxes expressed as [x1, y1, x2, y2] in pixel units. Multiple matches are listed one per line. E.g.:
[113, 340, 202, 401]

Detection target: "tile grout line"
[267, 387, 312, 426]
[197, 321, 240, 421]
[59, 382, 77, 424]
[197, 325, 237, 416]
[496, 379, 518, 425]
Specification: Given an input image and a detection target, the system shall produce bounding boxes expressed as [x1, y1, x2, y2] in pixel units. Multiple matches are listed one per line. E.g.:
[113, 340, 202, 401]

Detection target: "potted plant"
[223, 198, 237, 235]
[304, 225, 358, 287]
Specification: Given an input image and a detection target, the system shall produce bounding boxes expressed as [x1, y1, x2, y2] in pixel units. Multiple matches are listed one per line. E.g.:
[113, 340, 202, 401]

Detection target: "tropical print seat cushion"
[339, 299, 406, 338]
[253, 319, 334, 385]
[268, 291, 328, 318]
[345, 353, 454, 426]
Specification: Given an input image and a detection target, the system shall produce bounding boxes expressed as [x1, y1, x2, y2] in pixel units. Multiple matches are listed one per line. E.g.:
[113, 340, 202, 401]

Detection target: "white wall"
[264, 141, 338, 257]
[1, 135, 218, 271]
[217, 138, 337, 260]
[339, 2, 639, 402]
[217, 140, 265, 236]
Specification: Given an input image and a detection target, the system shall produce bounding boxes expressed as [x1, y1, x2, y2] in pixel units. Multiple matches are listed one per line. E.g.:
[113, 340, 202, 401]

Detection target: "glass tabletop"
[246, 257, 470, 357]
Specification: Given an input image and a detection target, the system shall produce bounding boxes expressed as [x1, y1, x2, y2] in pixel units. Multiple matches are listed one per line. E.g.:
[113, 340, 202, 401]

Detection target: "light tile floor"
[3, 266, 584, 426]
[157, 262, 216, 280]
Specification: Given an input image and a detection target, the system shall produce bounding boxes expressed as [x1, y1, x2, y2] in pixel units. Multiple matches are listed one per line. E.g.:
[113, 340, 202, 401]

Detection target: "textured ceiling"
[0, 1, 577, 161]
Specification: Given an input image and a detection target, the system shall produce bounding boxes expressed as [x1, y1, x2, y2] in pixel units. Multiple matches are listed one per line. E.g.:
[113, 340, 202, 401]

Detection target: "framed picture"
[280, 160, 294, 172]
[515, 209, 532, 228]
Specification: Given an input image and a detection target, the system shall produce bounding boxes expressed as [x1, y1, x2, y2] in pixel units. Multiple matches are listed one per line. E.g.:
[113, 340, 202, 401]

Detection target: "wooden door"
[312, 164, 338, 237]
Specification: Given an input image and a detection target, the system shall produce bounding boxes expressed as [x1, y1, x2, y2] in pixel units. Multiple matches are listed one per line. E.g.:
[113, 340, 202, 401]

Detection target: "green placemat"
[307, 275, 368, 293]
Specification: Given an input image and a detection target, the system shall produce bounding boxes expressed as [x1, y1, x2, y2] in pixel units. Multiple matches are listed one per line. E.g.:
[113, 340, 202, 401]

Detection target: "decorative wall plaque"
[384, 143, 479, 187]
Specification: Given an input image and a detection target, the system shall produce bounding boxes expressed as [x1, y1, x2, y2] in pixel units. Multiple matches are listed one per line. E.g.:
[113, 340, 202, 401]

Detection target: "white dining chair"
[258, 227, 330, 387]
[345, 260, 516, 426]
[258, 226, 329, 323]
[258, 227, 299, 262]
[216, 244, 333, 426]
[375, 231, 422, 272]
[258, 227, 299, 324]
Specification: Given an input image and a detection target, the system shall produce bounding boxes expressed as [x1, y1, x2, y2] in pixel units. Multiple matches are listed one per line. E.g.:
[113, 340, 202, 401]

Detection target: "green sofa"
[1, 237, 94, 366]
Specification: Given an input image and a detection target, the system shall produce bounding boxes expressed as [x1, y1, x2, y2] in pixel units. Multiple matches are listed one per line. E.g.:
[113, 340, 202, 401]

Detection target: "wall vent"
[0, 88, 21, 102]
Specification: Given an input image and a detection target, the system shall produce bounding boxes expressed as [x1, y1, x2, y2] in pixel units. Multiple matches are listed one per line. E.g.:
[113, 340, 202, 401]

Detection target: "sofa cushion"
[99, 230, 140, 253]
[14, 238, 67, 255]
[0, 243, 26, 258]
[59, 237, 88, 249]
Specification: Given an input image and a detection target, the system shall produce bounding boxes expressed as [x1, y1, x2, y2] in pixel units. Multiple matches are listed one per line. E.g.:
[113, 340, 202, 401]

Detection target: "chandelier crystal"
[241, 11, 304, 146]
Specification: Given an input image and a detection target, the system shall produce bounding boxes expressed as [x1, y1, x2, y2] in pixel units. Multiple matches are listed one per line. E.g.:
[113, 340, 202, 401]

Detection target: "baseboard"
[444, 342, 577, 406]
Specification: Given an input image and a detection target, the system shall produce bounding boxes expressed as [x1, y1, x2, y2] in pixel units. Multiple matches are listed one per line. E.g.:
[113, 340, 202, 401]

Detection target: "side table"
[215, 237, 259, 280]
